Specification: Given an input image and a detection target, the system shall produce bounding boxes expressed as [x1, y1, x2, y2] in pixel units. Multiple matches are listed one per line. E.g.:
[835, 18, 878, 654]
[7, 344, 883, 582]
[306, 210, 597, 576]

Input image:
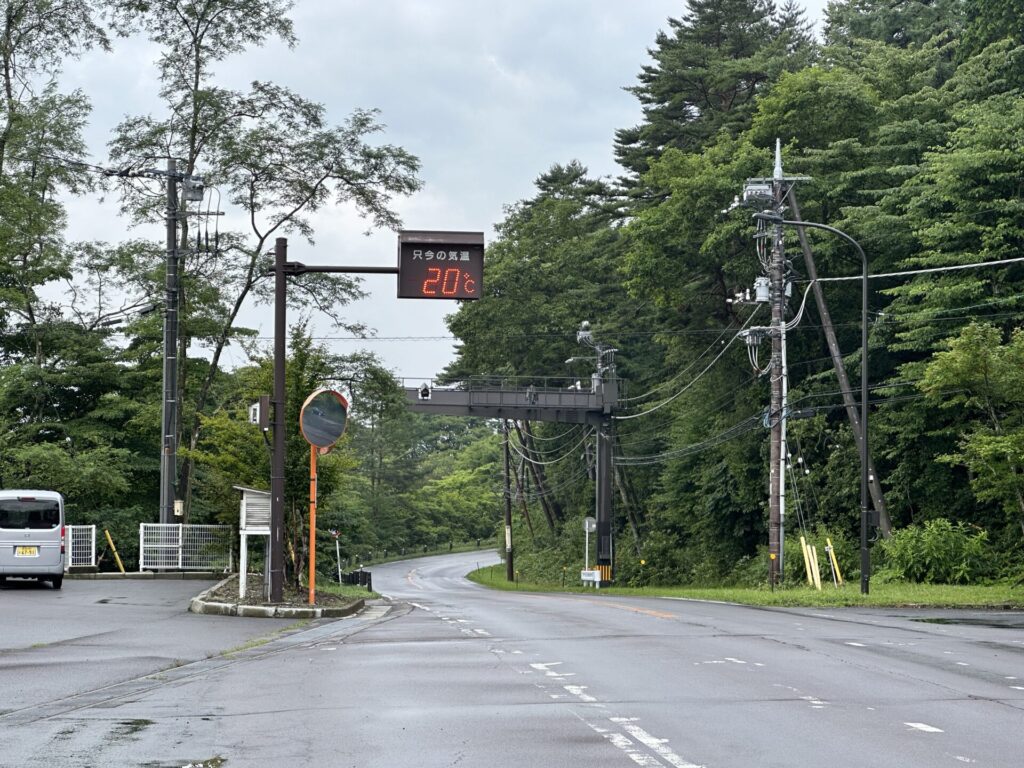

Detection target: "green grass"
[467, 565, 1024, 608]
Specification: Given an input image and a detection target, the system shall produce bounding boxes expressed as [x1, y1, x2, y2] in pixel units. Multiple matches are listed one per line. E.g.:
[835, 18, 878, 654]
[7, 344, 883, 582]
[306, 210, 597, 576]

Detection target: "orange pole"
[309, 444, 317, 605]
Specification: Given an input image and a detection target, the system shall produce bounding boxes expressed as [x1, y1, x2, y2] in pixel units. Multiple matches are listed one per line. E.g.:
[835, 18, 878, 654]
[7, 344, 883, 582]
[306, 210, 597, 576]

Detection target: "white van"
[0, 490, 65, 589]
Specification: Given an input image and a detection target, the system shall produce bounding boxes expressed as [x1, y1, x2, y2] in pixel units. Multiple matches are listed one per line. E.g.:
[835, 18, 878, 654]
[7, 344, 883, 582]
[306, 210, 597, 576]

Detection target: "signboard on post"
[397, 230, 484, 300]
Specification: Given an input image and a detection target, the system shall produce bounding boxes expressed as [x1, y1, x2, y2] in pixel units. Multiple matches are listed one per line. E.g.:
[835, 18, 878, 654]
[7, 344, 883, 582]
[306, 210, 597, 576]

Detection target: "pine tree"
[614, 0, 815, 176]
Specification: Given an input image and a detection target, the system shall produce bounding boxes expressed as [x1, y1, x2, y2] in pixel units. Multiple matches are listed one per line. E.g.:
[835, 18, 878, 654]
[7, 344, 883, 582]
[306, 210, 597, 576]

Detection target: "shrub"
[878, 518, 992, 584]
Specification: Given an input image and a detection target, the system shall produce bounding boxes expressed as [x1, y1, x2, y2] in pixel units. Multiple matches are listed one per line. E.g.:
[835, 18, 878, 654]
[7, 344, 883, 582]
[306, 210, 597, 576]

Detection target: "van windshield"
[0, 499, 61, 529]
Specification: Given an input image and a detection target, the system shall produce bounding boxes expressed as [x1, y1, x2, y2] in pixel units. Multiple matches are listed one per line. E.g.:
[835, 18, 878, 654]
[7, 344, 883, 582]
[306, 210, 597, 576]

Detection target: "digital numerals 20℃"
[422, 265, 476, 297]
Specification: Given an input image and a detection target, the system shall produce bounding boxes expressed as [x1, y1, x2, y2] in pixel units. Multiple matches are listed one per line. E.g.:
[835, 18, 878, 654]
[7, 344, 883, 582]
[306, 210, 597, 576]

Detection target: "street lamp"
[752, 212, 873, 595]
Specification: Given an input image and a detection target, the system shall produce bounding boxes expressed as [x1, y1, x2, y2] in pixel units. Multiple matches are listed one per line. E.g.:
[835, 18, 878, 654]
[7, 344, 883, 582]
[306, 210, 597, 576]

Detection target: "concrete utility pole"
[503, 420, 514, 581]
[767, 143, 786, 586]
[733, 141, 808, 583]
[159, 159, 179, 525]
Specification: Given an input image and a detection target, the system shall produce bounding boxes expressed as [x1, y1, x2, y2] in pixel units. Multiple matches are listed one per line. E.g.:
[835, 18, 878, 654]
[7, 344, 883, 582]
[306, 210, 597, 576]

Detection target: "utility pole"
[732, 141, 808, 583]
[503, 420, 514, 581]
[767, 142, 785, 586]
[786, 190, 891, 535]
[270, 237, 287, 603]
[159, 159, 179, 525]
[573, 321, 618, 584]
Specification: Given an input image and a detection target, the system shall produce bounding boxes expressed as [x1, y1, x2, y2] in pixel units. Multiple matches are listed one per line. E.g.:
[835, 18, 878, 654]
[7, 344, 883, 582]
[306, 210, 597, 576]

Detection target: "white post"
[89, 525, 96, 567]
[335, 539, 342, 584]
[139, 525, 145, 571]
[240, 534, 248, 599]
[177, 524, 184, 570]
[585, 529, 590, 571]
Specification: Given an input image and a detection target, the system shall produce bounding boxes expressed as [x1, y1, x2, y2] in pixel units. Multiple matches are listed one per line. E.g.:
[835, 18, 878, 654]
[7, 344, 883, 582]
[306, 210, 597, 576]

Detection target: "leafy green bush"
[878, 519, 993, 584]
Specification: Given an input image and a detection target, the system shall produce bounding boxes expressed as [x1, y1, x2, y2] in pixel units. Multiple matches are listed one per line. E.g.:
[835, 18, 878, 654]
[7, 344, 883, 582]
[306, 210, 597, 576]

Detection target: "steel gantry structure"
[405, 375, 619, 583]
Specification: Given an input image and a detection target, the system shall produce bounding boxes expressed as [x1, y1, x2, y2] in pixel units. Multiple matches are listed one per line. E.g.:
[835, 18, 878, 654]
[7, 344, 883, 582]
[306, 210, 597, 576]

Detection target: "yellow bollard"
[800, 536, 814, 586]
[826, 537, 844, 586]
[104, 529, 126, 574]
[810, 545, 823, 590]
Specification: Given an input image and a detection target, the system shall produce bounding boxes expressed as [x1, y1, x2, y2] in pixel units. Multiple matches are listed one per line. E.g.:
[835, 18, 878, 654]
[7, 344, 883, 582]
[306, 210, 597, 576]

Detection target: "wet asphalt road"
[1, 557, 1023, 767]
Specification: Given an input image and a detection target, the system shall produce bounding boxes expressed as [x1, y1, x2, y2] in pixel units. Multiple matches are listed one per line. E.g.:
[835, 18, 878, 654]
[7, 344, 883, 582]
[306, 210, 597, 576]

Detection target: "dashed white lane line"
[564, 685, 597, 702]
[611, 718, 704, 768]
[1010, 686, 1024, 690]
[905, 722, 944, 733]
[409, 602, 431, 611]
[845, 641, 866, 647]
[954, 756, 976, 763]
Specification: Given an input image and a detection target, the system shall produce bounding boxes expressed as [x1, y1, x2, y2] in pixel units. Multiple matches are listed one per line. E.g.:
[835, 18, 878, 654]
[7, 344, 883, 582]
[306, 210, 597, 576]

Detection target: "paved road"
[2, 556, 1022, 767]
[0, 578, 299, 718]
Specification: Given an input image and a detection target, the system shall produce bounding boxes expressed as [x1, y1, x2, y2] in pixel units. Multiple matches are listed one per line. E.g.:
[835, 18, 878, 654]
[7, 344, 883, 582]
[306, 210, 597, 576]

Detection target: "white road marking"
[409, 602, 430, 611]
[1006, 676, 1018, 680]
[905, 722, 944, 733]
[318, 647, 337, 651]
[530, 662, 563, 672]
[612, 718, 704, 768]
[604, 732, 662, 766]
[724, 657, 747, 664]
[473, 629, 491, 636]
[845, 642, 866, 647]
[955, 662, 969, 666]
[565, 685, 597, 702]
[1010, 686, 1024, 690]
[954, 756, 976, 763]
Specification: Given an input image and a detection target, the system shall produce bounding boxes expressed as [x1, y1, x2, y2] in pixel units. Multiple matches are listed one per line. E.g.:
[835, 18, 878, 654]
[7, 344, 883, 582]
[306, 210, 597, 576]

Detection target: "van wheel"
[51, 576, 63, 590]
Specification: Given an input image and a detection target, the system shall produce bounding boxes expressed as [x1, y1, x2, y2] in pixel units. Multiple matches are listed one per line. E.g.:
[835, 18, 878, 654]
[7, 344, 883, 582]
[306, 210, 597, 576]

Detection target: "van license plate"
[14, 546, 38, 557]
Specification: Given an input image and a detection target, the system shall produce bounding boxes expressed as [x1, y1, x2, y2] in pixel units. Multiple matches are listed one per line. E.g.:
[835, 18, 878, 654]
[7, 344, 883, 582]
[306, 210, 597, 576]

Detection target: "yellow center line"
[583, 599, 677, 619]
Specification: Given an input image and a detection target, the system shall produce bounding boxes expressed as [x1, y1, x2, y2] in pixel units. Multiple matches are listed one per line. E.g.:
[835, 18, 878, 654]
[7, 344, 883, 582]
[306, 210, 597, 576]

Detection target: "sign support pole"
[309, 443, 317, 605]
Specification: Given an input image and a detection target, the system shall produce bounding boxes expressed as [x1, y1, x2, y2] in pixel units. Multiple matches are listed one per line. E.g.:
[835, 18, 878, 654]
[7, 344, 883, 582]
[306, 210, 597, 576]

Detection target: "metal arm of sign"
[281, 262, 400, 276]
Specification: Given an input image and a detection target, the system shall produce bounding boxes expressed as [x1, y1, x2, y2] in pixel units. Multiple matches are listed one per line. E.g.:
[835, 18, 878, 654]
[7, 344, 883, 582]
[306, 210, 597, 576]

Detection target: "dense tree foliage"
[2, 1, 1023, 586]
[441, 0, 1024, 585]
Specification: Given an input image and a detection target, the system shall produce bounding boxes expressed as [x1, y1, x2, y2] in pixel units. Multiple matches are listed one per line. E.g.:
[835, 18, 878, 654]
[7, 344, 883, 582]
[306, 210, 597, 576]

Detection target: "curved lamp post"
[753, 213, 872, 595]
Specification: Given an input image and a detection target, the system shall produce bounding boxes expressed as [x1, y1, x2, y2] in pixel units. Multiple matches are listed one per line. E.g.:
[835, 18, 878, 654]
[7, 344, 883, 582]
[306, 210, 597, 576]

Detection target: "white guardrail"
[139, 523, 233, 571]
[66, 524, 96, 570]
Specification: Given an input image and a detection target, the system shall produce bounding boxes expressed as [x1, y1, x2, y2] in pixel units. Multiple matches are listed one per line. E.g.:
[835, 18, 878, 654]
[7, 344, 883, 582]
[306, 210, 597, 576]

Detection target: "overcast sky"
[64, 0, 829, 382]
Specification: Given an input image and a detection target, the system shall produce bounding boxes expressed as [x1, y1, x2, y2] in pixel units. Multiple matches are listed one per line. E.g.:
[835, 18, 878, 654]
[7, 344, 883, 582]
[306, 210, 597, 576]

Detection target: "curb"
[67, 571, 223, 580]
[188, 576, 365, 619]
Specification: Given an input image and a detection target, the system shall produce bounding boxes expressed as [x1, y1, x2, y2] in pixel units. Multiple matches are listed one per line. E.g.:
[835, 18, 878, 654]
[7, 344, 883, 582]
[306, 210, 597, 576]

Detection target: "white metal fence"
[139, 524, 233, 571]
[66, 525, 96, 569]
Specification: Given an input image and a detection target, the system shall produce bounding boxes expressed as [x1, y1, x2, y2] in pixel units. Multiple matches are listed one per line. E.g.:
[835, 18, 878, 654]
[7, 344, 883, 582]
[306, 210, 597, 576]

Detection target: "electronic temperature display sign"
[397, 230, 484, 300]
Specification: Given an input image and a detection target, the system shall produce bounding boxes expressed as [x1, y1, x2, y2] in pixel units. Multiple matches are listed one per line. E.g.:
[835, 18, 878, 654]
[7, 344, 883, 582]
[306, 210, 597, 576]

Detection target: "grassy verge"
[467, 565, 1024, 608]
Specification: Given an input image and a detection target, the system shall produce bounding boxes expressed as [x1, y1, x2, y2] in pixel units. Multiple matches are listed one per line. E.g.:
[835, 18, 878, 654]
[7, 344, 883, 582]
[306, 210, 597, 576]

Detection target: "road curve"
[2, 552, 1021, 767]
